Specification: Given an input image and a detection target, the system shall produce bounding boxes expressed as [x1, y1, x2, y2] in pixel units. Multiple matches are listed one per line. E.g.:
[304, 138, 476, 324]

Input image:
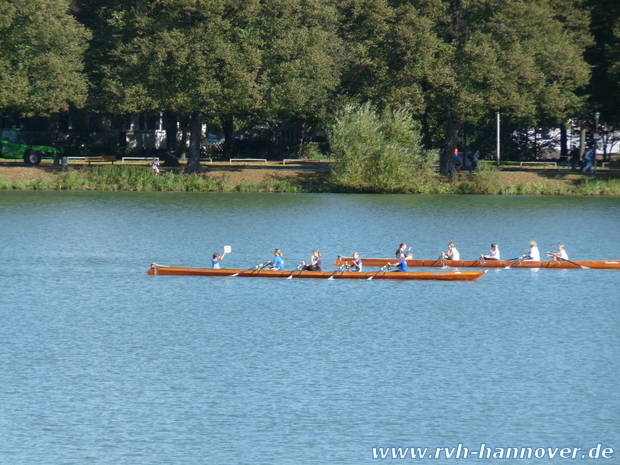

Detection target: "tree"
[0, 0, 90, 117]
[586, 0, 620, 127]
[411, 0, 592, 175]
[257, 0, 343, 154]
[87, 0, 263, 173]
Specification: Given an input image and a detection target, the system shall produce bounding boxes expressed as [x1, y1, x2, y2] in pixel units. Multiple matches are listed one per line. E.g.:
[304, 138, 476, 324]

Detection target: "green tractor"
[0, 128, 58, 165]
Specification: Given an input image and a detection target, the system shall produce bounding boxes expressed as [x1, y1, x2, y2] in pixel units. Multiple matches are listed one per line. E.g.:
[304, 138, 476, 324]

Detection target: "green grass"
[1, 164, 620, 195]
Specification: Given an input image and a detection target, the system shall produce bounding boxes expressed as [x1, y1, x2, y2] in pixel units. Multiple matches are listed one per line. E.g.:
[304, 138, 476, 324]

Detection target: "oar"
[559, 257, 590, 270]
[429, 255, 443, 267]
[366, 265, 388, 281]
[231, 263, 265, 277]
[328, 265, 348, 280]
[504, 256, 525, 269]
[286, 264, 304, 279]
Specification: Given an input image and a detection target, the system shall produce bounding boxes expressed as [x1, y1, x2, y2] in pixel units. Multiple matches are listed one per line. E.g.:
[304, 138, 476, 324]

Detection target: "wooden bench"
[121, 157, 157, 164]
[519, 161, 557, 169]
[229, 158, 267, 165]
[85, 156, 117, 165]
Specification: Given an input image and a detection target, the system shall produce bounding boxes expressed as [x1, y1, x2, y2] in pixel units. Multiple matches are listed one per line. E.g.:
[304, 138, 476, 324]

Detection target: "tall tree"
[0, 0, 90, 116]
[414, 0, 592, 175]
[258, 0, 343, 150]
[586, 0, 620, 126]
[337, 0, 591, 175]
[89, 0, 263, 173]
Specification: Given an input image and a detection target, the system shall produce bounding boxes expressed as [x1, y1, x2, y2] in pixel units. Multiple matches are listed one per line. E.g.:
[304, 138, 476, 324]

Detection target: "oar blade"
[366, 266, 386, 280]
[232, 263, 262, 277]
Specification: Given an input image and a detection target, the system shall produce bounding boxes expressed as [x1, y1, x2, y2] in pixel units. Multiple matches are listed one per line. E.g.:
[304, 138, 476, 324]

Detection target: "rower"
[395, 243, 413, 259]
[480, 243, 500, 261]
[523, 241, 540, 261]
[349, 252, 363, 272]
[441, 242, 460, 260]
[546, 244, 568, 262]
[267, 248, 285, 270]
[387, 253, 408, 272]
[301, 250, 323, 271]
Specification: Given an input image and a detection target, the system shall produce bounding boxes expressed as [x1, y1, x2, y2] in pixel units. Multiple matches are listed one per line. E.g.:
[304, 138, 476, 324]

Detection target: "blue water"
[1, 192, 619, 464]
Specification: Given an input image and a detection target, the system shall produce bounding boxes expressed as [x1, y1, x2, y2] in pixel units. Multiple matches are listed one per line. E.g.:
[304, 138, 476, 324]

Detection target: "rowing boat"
[333, 256, 620, 269]
[147, 264, 487, 281]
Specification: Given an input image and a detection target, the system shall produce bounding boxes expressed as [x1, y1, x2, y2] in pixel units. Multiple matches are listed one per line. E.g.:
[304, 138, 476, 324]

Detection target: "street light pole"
[496, 111, 500, 167]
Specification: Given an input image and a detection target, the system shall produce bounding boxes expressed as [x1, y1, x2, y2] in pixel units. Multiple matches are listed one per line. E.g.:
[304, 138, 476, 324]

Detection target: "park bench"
[85, 156, 117, 165]
[519, 161, 557, 169]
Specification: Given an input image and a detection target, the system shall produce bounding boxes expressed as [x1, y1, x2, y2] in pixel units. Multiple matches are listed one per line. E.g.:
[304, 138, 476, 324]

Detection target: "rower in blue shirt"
[268, 248, 285, 270]
[349, 252, 363, 272]
[388, 253, 408, 272]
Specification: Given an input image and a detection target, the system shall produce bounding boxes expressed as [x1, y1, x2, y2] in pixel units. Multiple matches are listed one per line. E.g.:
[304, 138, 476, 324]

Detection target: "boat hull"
[147, 264, 487, 281]
[333, 257, 620, 269]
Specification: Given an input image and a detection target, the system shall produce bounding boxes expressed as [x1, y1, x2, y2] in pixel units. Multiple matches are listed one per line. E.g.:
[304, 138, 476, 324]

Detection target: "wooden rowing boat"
[332, 256, 620, 269]
[147, 264, 487, 281]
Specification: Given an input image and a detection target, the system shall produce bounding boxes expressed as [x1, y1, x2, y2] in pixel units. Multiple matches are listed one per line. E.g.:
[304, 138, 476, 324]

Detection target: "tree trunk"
[114, 115, 127, 156]
[560, 124, 568, 159]
[221, 114, 234, 158]
[440, 108, 462, 176]
[179, 114, 190, 160]
[164, 111, 177, 154]
[185, 111, 203, 174]
[297, 121, 306, 158]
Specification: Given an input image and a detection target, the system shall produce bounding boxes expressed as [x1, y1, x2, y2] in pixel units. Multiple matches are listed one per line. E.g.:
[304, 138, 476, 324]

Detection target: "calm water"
[1, 191, 619, 464]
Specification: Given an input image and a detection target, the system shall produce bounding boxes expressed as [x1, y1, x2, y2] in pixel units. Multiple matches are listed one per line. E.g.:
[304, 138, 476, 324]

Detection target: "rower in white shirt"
[524, 241, 540, 261]
[441, 242, 460, 260]
[546, 244, 568, 262]
[481, 243, 500, 261]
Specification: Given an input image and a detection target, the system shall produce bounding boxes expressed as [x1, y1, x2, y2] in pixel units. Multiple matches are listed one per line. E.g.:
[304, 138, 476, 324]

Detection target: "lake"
[1, 191, 619, 464]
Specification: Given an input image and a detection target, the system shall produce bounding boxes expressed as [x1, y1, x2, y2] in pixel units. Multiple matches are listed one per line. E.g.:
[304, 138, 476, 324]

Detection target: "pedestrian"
[150, 157, 160, 174]
[582, 149, 595, 173]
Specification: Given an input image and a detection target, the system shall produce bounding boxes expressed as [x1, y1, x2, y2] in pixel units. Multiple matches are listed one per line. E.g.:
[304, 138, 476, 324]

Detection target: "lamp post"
[593, 112, 600, 143]
[496, 111, 500, 167]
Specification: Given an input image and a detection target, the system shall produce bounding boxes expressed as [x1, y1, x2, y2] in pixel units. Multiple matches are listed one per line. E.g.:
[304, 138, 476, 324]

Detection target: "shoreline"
[1, 161, 619, 195]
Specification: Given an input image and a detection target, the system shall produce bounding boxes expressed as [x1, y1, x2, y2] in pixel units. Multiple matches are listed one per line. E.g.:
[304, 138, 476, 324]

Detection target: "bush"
[329, 102, 431, 192]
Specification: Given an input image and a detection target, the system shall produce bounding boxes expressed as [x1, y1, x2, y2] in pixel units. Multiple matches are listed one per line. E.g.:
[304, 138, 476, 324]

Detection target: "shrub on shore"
[329, 103, 436, 192]
[1, 164, 620, 195]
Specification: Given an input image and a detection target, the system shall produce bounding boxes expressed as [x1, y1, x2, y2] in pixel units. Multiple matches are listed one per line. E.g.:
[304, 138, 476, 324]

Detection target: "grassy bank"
[1, 164, 620, 195]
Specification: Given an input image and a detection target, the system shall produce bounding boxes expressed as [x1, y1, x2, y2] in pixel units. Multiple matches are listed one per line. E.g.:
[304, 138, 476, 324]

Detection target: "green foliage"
[298, 142, 326, 160]
[0, 0, 90, 115]
[456, 163, 503, 195]
[330, 102, 431, 192]
[586, 0, 620, 126]
[0, 0, 608, 173]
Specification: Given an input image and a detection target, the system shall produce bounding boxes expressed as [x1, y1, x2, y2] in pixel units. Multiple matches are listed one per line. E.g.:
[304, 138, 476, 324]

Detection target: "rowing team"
[211, 248, 332, 271]
[397, 241, 569, 263]
[210, 242, 570, 272]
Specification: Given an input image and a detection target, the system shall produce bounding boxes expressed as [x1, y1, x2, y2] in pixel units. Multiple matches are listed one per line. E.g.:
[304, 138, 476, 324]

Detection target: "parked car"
[0, 128, 58, 165]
